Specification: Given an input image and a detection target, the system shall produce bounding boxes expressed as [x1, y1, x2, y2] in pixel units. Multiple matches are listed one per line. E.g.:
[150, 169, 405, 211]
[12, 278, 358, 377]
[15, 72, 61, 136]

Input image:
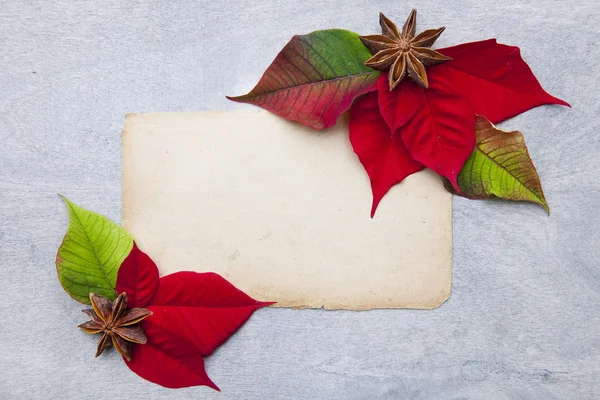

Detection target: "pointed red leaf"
[227, 29, 379, 130]
[116, 243, 159, 308]
[350, 92, 424, 217]
[148, 272, 271, 356]
[126, 326, 219, 390]
[436, 39, 569, 123]
[125, 272, 272, 389]
[398, 70, 475, 189]
[377, 73, 424, 131]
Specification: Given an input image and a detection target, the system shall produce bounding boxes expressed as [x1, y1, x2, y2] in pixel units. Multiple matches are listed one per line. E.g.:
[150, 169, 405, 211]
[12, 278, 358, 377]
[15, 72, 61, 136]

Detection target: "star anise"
[78, 292, 152, 361]
[359, 9, 451, 90]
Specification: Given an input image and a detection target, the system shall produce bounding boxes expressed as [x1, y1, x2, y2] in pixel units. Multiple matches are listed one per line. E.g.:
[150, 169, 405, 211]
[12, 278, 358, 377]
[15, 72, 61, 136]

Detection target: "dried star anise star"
[78, 292, 152, 361]
[359, 9, 451, 90]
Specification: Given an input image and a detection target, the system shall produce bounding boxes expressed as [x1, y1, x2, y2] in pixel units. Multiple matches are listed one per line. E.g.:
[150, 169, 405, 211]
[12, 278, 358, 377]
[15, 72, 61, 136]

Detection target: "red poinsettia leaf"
[126, 326, 219, 390]
[125, 272, 271, 389]
[377, 73, 424, 131]
[350, 91, 424, 217]
[115, 242, 159, 308]
[398, 70, 475, 189]
[148, 272, 272, 356]
[436, 39, 569, 123]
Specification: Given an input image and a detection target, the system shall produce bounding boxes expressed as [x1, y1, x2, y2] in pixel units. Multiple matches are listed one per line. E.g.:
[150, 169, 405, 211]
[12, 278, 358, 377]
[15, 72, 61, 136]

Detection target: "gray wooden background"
[1, 1, 599, 399]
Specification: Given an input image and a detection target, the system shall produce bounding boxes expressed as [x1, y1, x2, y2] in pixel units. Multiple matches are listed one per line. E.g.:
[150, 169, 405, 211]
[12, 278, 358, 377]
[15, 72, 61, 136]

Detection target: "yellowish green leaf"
[444, 116, 549, 213]
[55, 196, 133, 303]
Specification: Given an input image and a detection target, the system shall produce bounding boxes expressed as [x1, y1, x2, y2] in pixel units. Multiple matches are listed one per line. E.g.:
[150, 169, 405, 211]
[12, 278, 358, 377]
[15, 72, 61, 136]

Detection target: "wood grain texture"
[0, 0, 599, 399]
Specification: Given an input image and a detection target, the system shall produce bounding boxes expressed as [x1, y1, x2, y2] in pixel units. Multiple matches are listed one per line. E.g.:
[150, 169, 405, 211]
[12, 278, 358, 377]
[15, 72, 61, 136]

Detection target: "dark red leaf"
[377, 73, 424, 131]
[350, 92, 424, 217]
[436, 39, 569, 123]
[116, 243, 159, 308]
[125, 272, 272, 390]
[398, 70, 475, 189]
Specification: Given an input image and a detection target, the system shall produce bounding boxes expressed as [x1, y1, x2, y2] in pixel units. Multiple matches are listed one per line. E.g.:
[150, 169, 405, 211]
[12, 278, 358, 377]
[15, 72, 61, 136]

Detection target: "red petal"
[125, 272, 271, 389]
[349, 91, 424, 217]
[435, 39, 570, 123]
[148, 272, 271, 357]
[126, 331, 219, 390]
[377, 73, 423, 131]
[116, 242, 159, 308]
[398, 69, 475, 189]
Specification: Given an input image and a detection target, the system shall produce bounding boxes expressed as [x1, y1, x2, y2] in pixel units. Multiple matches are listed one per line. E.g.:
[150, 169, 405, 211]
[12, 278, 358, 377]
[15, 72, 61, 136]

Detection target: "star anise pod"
[359, 9, 451, 90]
[78, 292, 152, 361]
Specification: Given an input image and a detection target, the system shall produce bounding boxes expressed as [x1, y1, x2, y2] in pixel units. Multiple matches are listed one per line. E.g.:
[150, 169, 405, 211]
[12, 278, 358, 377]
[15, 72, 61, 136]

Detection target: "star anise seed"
[78, 292, 152, 361]
[360, 9, 451, 90]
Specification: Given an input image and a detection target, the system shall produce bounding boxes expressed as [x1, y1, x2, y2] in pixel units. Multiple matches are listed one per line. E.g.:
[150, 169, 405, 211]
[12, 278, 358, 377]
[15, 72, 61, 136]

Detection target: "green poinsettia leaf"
[227, 29, 379, 130]
[443, 115, 549, 213]
[55, 196, 133, 303]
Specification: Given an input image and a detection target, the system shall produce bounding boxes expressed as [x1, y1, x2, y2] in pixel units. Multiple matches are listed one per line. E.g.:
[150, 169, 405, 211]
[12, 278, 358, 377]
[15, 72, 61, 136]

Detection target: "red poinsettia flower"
[115, 243, 273, 390]
[228, 10, 569, 216]
[350, 39, 569, 216]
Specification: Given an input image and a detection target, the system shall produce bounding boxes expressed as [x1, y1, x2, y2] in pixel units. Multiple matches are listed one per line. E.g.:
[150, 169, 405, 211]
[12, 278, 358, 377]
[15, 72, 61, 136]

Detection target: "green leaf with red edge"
[227, 29, 380, 130]
[124, 271, 273, 390]
[396, 70, 476, 189]
[349, 91, 424, 217]
[435, 39, 569, 124]
[443, 115, 549, 213]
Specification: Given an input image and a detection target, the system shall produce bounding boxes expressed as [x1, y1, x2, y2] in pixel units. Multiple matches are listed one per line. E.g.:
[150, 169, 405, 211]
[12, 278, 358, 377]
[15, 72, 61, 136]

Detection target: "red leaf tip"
[206, 379, 220, 392]
[446, 173, 461, 194]
[551, 96, 571, 108]
[225, 94, 246, 102]
[370, 196, 382, 219]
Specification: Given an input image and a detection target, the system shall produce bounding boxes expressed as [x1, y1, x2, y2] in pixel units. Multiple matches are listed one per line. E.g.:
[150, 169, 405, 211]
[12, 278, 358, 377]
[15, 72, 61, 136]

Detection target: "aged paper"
[122, 111, 452, 310]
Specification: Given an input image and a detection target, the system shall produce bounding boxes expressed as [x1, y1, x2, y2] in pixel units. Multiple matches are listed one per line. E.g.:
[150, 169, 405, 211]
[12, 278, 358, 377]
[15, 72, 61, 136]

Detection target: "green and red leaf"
[443, 115, 549, 212]
[227, 29, 379, 130]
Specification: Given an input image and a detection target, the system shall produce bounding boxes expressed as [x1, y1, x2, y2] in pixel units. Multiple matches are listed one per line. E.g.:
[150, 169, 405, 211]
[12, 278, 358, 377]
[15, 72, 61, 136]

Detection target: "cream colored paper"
[122, 111, 452, 310]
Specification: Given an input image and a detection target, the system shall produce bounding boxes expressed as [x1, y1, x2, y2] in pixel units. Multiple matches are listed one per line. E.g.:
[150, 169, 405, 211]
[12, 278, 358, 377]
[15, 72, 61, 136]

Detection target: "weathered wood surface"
[1, 1, 598, 398]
